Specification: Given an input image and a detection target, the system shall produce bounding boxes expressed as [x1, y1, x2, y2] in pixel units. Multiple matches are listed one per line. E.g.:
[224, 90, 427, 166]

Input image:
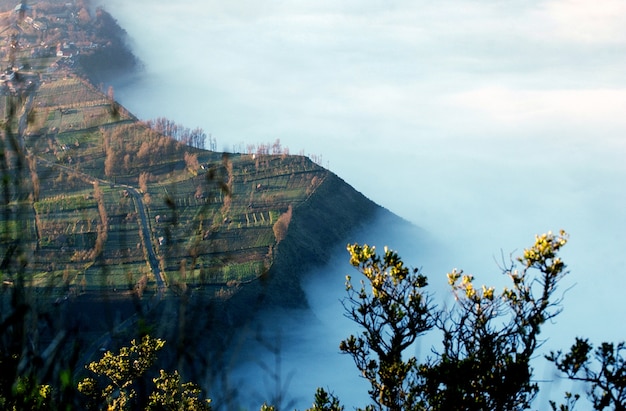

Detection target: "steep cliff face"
[233, 172, 386, 310]
[144, 172, 394, 371]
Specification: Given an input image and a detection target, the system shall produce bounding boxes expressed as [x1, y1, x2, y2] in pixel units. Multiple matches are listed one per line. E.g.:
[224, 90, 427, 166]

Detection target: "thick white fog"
[97, 1, 626, 408]
[224, 218, 439, 410]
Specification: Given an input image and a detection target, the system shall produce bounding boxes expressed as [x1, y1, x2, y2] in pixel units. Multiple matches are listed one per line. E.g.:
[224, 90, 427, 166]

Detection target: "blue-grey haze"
[97, 1, 626, 409]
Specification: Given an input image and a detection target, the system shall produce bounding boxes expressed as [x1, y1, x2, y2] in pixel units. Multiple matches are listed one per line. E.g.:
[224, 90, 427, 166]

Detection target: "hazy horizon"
[96, 1, 626, 409]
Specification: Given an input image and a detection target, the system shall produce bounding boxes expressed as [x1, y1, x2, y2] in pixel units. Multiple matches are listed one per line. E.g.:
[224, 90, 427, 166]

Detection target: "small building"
[14, 1, 30, 20]
[56, 42, 77, 58]
[14, 2, 30, 13]
[32, 20, 48, 31]
[1, 70, 15, 82]
[56, 49, 73, 58]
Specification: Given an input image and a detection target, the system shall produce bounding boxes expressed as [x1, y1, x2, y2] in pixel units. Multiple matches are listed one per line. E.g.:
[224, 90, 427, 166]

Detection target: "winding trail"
[33, 157, 166, 291]
[14, 87, 171, 369]
[16, 82, 163, 290]
[122, 184, 165, 290]
[12, 70, 162, 288]
[32, 158, 169, 371]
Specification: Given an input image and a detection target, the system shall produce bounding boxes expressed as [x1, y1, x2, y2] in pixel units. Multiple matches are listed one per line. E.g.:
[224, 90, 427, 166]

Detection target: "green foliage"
[548, 338, 626, 410]
[305, 387, 344, 411]
[419, 230, 570, 411]
[77, 335, 210, 411]
[261, 388, 344, 411]
[0, 377, 52, 411]
[339, 231, 571, 411]
[549, 392, 580, 411]
[78, 335, 166, 410]
[341, 243, 435, 410]
[147, 370, 211, 411]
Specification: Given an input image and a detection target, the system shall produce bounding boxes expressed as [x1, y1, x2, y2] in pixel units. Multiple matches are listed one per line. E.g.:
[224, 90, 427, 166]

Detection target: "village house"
[56, 42, 77, 58]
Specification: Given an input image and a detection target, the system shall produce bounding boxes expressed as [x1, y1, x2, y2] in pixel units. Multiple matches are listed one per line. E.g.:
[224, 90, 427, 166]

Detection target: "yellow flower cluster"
[521, 230, 568, 268]
[447, 269, 494, 302]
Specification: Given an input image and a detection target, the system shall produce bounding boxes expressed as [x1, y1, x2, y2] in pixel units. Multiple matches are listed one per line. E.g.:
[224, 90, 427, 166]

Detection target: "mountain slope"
[0, 3, 391, 313]
[238, 172, 384, 309]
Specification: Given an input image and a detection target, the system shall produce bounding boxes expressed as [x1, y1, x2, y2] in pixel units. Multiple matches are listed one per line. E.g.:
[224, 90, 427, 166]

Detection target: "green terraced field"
[2, 53, 329, 294]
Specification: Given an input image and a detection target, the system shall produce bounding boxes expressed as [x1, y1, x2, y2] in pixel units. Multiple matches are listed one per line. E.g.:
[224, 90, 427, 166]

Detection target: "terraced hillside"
[4, 69, 382, 309]
[0, 2, 384, 314]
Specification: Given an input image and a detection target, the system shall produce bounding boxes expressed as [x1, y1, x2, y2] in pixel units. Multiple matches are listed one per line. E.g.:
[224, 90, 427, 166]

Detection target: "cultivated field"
[3, 47, 328, 298]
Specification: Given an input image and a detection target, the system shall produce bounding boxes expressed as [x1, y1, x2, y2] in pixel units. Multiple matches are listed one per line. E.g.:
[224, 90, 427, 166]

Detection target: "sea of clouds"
[97, 1, 626, 408]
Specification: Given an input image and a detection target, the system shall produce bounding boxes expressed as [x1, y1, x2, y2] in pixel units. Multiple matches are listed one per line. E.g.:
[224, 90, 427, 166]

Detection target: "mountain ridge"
[0, 0, 406, 319]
